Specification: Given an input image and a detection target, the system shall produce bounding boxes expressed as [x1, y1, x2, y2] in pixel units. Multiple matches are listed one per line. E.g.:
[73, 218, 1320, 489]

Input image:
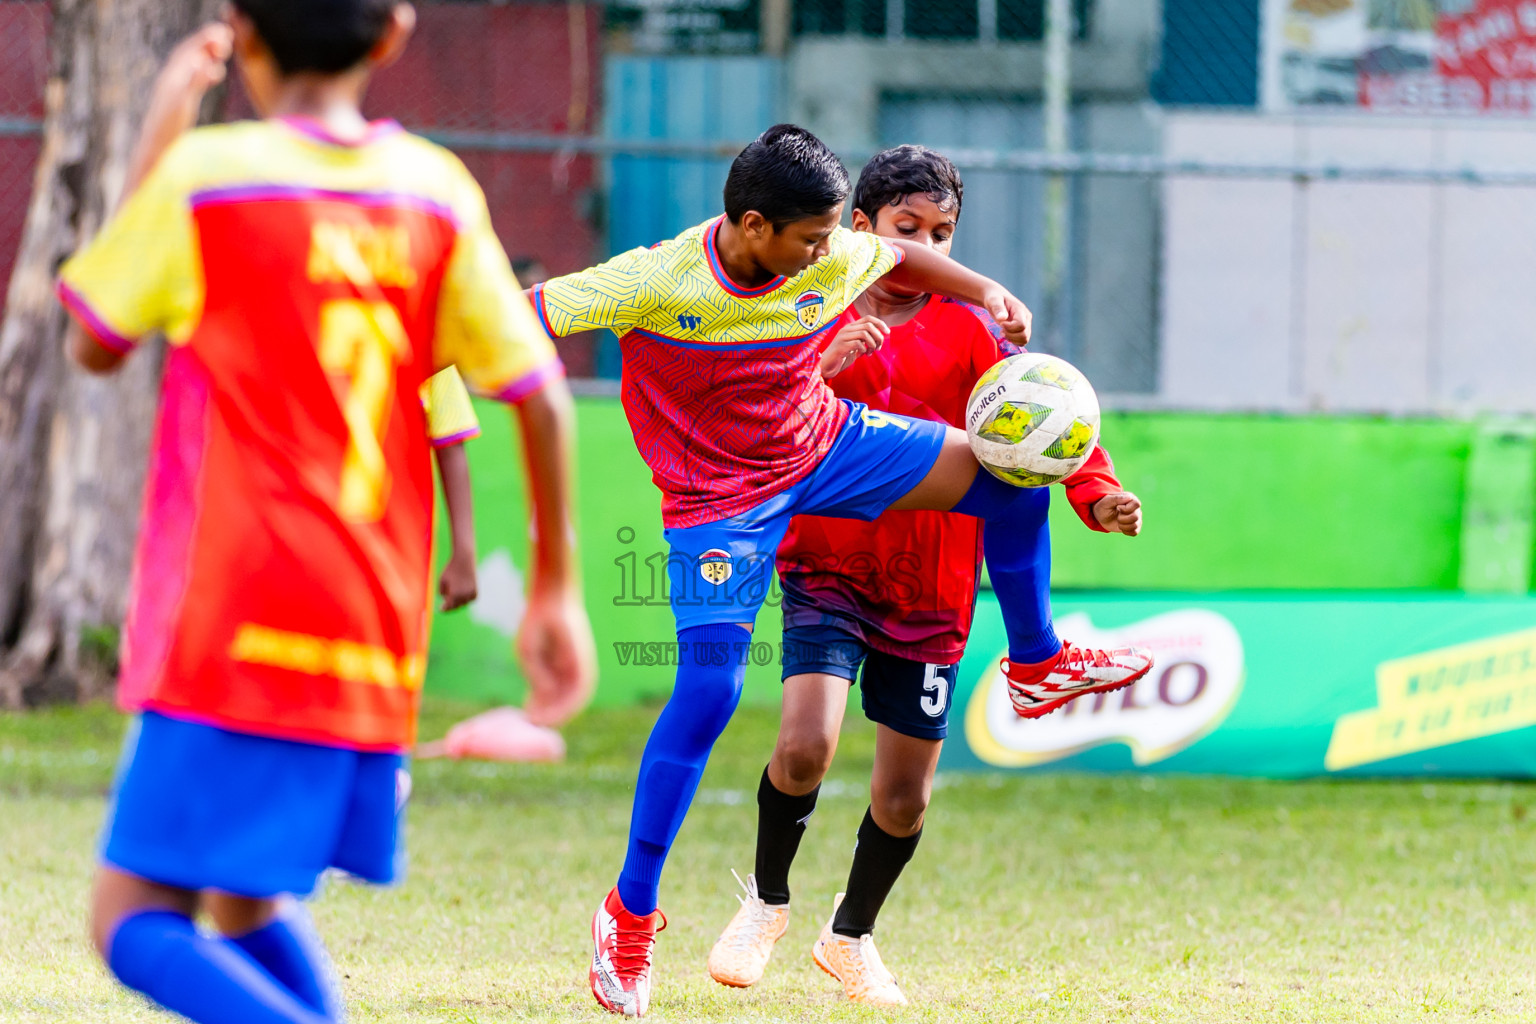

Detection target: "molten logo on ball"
[965, 352, 1101, 488]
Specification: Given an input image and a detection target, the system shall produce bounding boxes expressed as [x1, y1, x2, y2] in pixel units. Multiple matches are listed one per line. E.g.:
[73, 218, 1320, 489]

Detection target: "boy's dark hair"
[233, 0, 398, 75]
[853, 145, 964, 224]
[723, 124, 850, 228]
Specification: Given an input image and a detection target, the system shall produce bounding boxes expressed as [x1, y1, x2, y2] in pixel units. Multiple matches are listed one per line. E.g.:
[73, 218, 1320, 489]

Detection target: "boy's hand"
[518, 587, 597, 727]
[438, 551, 478, 611]
[821, 316, 888, 378]
[982, 287, 1033, 347]
[1093, 492, 1143, 536]
[162, 23, 234, 98]
[126, 24, 233, 194]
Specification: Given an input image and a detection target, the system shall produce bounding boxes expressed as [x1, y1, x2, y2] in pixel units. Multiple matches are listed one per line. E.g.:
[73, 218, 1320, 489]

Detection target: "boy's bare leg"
[92, 866, 335, 1022]
[886, 427, 979, 512]
[90, 866, 198, 957]
[203, 891, 282, 936]
[768, 673, 851, 796]
[868, 726, 941, 838]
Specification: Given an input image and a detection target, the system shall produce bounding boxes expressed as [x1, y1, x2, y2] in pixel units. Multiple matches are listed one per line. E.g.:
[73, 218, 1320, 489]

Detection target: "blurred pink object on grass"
[415, 706, 566, 762]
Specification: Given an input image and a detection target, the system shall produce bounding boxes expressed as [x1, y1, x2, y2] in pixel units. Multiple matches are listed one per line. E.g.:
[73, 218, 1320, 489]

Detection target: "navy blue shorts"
[100, 711, 406, 898]
[665, 401, 949, 631]
[781, 623, 957, 740]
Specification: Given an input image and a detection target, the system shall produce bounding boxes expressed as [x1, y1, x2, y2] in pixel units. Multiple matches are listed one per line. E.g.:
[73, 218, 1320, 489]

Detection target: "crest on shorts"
[698, 548, 733, 585]
[794, 291, 824, 331]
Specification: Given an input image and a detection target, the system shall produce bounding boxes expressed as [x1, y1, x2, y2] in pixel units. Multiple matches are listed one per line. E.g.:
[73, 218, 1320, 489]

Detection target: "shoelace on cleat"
[1006, 643, 1119, 695]
[1059, 642, 1116, 671]
[610, 912, 666, 979]
[835, 935, 895, 992]
[721, 870, 781, 954]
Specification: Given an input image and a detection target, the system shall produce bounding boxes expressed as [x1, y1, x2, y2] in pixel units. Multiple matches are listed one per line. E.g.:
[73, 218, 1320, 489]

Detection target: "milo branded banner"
[948, 593, 1536, 777]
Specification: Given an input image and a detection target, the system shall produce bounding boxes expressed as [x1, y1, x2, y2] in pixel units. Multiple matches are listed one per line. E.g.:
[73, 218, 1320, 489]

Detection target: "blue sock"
[229, 903, 340, 1019]
[616, 623, 751, 915]
[107, 910, 333, 1024]
[952, 472, 1061, 664]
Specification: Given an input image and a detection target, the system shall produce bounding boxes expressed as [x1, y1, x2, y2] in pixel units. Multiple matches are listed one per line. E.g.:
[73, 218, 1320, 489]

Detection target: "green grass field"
[4, 698, 1536, 1023]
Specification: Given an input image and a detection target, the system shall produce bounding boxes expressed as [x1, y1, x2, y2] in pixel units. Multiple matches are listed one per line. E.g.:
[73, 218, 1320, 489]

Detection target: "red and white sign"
[1399, 0, 1536, 113]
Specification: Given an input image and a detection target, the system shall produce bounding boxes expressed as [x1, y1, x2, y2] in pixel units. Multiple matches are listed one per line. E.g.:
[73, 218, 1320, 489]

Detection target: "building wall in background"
[1160, 111, 1536, 415]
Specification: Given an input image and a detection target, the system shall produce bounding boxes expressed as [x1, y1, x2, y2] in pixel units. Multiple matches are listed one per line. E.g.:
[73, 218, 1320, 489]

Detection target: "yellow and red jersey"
[533, 217, 901, 527]
[57, 117, 559, 752]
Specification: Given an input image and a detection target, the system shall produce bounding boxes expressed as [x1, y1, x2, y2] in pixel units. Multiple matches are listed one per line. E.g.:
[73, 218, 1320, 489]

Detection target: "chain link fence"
[0, 2, 48, 298]
[4, 0, 1536, 411]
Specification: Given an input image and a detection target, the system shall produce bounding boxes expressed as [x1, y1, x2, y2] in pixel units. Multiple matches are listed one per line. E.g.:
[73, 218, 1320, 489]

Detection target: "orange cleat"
[811, 894, 908, 1007]
[707, 871, 791, 988]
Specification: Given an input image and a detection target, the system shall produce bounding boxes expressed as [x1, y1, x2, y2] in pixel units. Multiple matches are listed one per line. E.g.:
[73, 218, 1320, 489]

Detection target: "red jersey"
[56, 119, 561, 751]
[777, 297, 1122, 663]
[533, 218, 902, 527]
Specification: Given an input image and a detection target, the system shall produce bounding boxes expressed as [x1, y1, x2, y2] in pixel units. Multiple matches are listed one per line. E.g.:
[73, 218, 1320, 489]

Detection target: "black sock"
[833, 807, 922, 937]
[754, 766, 819, 905]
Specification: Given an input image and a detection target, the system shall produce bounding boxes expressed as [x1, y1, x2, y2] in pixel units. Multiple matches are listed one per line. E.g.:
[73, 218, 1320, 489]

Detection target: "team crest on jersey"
[698, 549, 733, 586]
[795, 291, 825, 331]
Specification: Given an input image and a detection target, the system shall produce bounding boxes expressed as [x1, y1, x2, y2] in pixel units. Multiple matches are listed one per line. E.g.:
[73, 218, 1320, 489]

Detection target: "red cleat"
[1003, 641, 1154, 719]
[590, 887, 666, 1017]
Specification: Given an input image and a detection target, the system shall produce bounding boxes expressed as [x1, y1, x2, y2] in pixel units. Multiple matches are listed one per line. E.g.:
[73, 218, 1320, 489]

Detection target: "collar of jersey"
[277, 115, 403, 148]
[703, 215, 788, 299]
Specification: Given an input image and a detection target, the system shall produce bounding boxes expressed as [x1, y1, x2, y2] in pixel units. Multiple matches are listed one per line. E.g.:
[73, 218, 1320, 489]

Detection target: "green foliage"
[3, 699, 1536, 1021]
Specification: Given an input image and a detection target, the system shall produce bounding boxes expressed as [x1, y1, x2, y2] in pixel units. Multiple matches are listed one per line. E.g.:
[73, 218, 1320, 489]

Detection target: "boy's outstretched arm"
[66, 23, 232, 376]
[512, 378, 597, 726]
[435, 444, 479, 611]
[881, 239, 1033, 347]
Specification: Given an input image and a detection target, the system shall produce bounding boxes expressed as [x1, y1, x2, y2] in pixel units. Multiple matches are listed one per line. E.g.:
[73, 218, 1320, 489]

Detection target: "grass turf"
[3, 698, 1536, 1022]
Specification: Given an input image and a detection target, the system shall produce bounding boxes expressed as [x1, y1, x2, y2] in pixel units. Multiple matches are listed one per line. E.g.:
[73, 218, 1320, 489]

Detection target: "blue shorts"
[781, 623, 957, 740]
[101, 711, 406, 898]
[665, 401, 949, 631]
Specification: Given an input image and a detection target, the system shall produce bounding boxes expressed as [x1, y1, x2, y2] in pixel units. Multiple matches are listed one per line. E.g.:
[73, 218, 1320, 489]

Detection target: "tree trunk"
[0, 0, 221, 707]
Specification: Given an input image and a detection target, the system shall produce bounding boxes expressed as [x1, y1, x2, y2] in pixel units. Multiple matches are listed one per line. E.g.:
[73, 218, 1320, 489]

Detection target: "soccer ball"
[965, 352, 1100, 487]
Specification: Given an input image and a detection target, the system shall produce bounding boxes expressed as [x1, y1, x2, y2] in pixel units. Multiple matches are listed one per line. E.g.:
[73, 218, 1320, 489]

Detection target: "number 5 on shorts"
[921, 663, 949, 717]
[318, 299, 410, 522]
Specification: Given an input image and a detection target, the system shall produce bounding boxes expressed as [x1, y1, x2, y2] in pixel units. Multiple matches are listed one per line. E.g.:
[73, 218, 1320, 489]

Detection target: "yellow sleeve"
[825, 227, 903, 313]
[420, 366, 481, 448]
[530, 245, 660, 338]
[434, 170, 563, 402]
[56, 137, 203, 352]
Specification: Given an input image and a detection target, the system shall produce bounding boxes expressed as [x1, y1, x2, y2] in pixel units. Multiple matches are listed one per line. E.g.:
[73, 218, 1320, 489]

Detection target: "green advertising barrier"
[948, 592, 1536, 777]
[423, 397, 1532, 711]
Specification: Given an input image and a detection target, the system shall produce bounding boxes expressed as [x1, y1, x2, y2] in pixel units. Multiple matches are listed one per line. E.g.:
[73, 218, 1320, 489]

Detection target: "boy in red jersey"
[534, 125, 1150, 1016]
[56, 5, 593, 1022]
[705, 146, 1142, 1005]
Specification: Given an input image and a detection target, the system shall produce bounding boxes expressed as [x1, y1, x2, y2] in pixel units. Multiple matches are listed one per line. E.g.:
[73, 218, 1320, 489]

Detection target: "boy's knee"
[872, 784, 929, 836]
[772, 735, 834, 791]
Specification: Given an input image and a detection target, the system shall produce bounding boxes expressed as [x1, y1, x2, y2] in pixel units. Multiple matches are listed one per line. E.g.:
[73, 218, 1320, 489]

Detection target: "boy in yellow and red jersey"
[706, 146, 1143, 1005]
[55, 5, 593, 1022]
[534, 125, 1150, 1017]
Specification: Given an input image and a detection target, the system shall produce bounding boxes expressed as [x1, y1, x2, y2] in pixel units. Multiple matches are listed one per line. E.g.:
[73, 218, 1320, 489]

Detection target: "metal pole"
[1042, 0, 1070, 350]
[761, 0, 791, 56]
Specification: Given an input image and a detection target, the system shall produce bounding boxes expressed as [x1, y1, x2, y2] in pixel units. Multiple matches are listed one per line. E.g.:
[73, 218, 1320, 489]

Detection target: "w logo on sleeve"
[677, 314, 702, 332]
